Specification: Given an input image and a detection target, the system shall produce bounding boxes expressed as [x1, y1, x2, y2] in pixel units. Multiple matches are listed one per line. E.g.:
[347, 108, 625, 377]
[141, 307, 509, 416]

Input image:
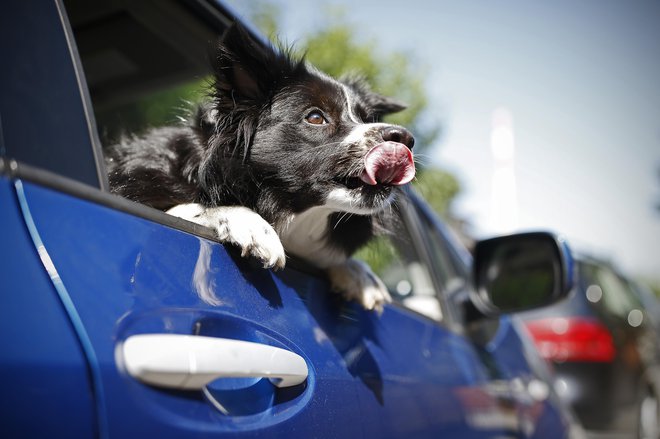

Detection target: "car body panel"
[9, 177, 568, 438]
[0, 177, 95, 438]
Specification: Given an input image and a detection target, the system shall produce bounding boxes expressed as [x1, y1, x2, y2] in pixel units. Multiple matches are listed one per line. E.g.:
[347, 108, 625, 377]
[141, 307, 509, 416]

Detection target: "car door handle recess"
[121, 334, 308, 389]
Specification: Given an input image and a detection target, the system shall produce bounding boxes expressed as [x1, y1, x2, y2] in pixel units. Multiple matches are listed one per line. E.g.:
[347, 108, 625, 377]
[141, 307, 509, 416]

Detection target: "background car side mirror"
[471, 232, 573, 317]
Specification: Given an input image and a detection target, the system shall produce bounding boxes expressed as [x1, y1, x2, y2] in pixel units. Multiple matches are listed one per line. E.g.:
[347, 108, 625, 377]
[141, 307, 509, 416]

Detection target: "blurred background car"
[520, 256, 660, 438]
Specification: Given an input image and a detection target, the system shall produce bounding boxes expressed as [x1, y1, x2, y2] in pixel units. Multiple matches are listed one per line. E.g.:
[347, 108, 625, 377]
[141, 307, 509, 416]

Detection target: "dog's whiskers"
[412, 153, 430, 168]
[334, 211, 354, 229]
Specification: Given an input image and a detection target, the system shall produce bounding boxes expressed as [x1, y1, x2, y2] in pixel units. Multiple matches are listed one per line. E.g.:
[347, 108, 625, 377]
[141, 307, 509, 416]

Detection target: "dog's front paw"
[167, 204, 286, 269]
[210, 207, 286, 270]
[326, 259, 392, 312]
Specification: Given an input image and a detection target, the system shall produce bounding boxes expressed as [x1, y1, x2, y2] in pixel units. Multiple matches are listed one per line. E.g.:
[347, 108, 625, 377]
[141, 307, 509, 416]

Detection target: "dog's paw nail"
[274, 256, 286, 270]
[360, 286, 390, 313]
[261, 253, 286, 270]
[255, 239, 286, 270]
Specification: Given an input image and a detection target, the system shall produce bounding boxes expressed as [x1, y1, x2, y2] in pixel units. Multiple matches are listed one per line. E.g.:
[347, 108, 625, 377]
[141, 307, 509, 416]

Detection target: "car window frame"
[390, 187, 466, 330]
[56, 0, 109, 191]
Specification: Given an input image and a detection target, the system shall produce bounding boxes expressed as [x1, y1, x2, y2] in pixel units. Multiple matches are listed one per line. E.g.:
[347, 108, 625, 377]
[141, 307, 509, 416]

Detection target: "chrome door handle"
[121, 334, 308, 389]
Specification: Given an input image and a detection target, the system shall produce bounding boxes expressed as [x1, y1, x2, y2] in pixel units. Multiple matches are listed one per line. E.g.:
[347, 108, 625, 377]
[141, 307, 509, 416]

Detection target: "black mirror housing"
[471, 232, 573, 316]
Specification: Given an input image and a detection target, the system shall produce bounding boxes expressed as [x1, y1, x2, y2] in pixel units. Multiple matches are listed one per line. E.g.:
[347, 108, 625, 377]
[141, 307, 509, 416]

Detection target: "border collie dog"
[106, 25, 415, 311]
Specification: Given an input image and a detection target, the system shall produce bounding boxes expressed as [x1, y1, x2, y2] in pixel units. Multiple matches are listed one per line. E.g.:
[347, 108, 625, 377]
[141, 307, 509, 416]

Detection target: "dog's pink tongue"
[360, 142, 415, 186]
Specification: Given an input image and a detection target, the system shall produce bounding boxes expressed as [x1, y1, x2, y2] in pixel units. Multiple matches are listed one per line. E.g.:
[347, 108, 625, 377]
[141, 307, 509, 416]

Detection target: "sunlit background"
[226, 0, 660, 285]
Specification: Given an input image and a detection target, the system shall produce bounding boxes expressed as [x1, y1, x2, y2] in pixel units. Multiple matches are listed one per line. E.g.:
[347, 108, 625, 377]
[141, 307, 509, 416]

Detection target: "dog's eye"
[305, 111, 327, 125]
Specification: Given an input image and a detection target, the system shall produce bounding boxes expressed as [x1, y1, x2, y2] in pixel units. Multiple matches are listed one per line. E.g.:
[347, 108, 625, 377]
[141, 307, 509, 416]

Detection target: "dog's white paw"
[167, 204, 286, 270]
[326, 259, 392, 312]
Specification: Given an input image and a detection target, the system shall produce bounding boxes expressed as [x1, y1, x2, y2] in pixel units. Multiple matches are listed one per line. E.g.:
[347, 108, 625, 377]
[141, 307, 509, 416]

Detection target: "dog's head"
[197, 25, 415, 221]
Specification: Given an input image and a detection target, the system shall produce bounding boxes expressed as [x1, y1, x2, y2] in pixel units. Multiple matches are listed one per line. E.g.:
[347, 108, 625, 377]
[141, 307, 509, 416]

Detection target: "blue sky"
[226, 0, 660, 280]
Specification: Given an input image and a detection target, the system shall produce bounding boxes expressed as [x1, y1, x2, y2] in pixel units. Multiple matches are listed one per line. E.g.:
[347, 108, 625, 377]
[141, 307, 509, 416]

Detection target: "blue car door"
[13, 175, 525, 439]
[0, 174, 95, 438]
[14, 177, 365, 438]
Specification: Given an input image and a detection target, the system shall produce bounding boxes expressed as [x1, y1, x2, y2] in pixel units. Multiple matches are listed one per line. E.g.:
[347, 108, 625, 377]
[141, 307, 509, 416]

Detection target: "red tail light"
[524, 317, 616, 363]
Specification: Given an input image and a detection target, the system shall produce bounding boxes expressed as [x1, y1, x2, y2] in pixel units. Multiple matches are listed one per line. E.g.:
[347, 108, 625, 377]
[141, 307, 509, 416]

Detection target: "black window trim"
[1, 157, 215, 239]
[55, 0, 109, 191]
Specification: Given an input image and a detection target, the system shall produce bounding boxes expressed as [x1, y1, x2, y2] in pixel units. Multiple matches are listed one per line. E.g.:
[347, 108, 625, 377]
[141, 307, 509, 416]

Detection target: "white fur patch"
[168, 203, 286, 269]
[167, 203, 205, 219]
[340, 122, 388, 148]
[341, 84, 362, 124]
[327, 259, 392, 312]
[279, 207, 347, 269]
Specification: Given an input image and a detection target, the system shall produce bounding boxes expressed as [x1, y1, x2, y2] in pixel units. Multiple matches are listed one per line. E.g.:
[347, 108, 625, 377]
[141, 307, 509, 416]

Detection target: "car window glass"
[354, 216, 443, 322]
[1, 0, 106, 188]
[418, 208, 467, 299]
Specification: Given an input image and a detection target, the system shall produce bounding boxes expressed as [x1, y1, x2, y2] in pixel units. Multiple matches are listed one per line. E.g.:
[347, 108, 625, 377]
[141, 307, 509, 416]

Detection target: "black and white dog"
[106, 25, 415, 311]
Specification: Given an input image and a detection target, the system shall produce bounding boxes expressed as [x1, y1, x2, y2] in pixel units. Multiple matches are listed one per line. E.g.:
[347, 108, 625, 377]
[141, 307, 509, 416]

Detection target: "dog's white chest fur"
[279, 206, 347, 269]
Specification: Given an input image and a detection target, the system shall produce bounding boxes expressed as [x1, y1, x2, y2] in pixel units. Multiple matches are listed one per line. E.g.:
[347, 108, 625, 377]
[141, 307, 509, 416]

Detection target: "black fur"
[106, 24, 412, 262]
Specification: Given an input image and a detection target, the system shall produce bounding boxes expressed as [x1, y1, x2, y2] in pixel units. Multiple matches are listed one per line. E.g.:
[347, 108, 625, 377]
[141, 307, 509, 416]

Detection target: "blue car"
[1, 0, 581, 437]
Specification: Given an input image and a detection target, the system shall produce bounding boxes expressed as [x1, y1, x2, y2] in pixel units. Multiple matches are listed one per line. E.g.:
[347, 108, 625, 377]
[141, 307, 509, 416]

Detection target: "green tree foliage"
[414, 168, 460, 217]
[97, 79, 207, 142]
[646, 279, 660, 298]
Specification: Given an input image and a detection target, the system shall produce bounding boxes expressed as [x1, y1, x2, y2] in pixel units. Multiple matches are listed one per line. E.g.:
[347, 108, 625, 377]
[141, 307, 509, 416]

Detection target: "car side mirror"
[471, 232, 573, 316]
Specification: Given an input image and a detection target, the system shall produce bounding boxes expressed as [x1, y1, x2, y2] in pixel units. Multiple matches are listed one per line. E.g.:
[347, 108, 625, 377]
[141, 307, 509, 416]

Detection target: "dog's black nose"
[381, 126, 415, 150]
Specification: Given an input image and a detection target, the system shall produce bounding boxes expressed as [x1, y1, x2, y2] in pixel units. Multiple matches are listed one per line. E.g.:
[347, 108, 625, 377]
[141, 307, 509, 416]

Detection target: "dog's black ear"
[212, 24, 300, 105]
[369, 93, 407, 116]
[341, 75, 407, 117]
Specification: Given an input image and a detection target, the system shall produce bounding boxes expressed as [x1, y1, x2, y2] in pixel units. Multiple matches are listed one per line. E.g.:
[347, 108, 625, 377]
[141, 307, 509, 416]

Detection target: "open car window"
[354, 205, 445, 322]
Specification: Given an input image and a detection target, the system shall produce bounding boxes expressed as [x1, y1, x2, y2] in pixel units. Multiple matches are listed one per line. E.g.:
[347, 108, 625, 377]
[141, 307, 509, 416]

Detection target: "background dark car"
[2, 0, 583, 437]
[521, 256, 660, 438]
